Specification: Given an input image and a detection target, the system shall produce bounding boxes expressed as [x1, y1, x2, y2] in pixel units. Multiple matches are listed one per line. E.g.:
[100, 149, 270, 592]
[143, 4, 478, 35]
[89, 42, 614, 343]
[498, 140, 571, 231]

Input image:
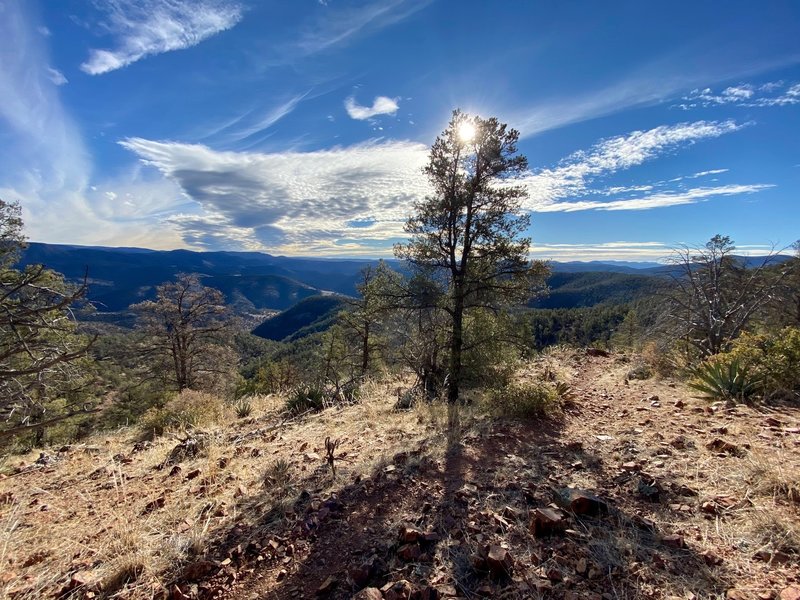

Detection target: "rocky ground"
[1, 351, 798, 600]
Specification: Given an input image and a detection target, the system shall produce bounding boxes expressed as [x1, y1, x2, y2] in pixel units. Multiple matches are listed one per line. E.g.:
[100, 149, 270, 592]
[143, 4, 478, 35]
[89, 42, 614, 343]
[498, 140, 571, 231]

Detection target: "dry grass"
[1, 359, 798, 599]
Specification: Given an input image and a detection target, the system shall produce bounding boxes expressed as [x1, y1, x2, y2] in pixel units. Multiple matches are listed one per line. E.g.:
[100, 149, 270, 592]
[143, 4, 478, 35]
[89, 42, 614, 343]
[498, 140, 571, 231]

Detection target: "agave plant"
[688, 359, 762, 402]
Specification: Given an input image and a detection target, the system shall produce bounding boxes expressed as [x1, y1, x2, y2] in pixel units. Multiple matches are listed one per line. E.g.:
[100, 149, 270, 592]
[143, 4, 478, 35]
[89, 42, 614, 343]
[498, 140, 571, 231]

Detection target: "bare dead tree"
[663, 235, 790, 359]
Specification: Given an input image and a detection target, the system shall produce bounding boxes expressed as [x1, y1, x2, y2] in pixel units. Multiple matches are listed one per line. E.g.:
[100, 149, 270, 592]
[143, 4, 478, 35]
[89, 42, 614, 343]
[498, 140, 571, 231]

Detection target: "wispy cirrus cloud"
[290, 0, 432, 58]
[345, 95, 399, 120]
[46, 66, 68, 86]
[0, 2, 188, 249]
[519, 120, 746, 210]
[198, 92, 310, 148]
[81, 0, 243, 75]
[529, 240, 782, 262]
[535, 184, 773, 213]
[676, 81, 800, 109]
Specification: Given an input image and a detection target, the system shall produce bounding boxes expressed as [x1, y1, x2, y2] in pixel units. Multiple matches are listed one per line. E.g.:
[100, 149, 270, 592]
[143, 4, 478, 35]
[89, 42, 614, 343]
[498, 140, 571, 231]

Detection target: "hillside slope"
[1, 353, 797, 600]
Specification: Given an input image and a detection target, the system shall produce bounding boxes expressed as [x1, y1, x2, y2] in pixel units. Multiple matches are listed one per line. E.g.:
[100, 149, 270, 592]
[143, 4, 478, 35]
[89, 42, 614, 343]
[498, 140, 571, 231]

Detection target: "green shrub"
[688, 359, 761, 402]
[488, 381, 560, 418]
[285, 385, 326, 414]
[140, 390, 230, 437]
[724, 328, 800, 398]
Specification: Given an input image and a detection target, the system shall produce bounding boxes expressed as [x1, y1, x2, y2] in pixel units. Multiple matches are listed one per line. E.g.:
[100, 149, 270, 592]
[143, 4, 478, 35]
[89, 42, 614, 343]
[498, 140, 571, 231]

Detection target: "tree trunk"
[448, 292, 464, 404]
[361, 321, 370, 376]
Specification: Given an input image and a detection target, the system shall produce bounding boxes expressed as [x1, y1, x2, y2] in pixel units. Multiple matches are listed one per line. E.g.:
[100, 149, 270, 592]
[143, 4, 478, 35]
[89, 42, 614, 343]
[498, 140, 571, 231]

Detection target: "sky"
[1, 0, 799, 262]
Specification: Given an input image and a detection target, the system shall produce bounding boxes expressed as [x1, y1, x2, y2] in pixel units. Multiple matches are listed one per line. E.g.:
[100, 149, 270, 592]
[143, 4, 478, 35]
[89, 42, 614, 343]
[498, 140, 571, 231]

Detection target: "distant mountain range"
[18, 243, 792, 329]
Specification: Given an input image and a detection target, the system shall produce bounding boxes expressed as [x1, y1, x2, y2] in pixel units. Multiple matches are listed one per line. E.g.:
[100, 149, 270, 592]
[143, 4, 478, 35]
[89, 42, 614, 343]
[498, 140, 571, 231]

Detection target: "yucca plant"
[235, 399, 253, 419]
[285, 385, 326, 414]
[688, 359, 762, 402]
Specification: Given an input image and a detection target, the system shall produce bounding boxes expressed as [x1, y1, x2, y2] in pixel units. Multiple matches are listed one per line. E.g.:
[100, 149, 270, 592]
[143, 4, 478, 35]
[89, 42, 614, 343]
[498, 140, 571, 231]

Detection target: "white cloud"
[677, 81, 800, 109]
[529, 240, 782, 262]
[535, 184, 774, 213]
[345, 95, 399, 120]
[119, 137, 430, 254]
[115, 118, 769, 255]
[80, 0, 243, 75]
[519, 120, 745, 210]
[46, 66, 68, 86]
[530, 241, 672, 262]
[0, 3, 194, 250]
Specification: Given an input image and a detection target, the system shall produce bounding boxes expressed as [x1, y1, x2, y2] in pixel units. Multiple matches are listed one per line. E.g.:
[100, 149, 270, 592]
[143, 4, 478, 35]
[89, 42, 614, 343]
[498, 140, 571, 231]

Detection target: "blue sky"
[1, 0, 798, 261]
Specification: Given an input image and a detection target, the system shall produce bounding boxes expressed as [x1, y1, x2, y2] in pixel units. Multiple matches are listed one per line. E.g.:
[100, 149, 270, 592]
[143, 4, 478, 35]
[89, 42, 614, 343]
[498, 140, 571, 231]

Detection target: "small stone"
[316, 576, 337, 596]
[186, 468, 201, 480]
[397, 543, 422, 561]
[399, 524, 423, 543]
[181, 561, 216, 581]
[142, 495, 165, 514]
[382, 580, 413, 600]
[486, 545, 513, 578]
[352, 588, 383, 600]
[348, 558, 375, 587]
[662, 534, 685, 549]
[705, 438, 740, 455]
[780, 587, 800, 600]
[530, 507, 567, 537]
[575, 558, 588, 575]
[552, 488, 607, 515]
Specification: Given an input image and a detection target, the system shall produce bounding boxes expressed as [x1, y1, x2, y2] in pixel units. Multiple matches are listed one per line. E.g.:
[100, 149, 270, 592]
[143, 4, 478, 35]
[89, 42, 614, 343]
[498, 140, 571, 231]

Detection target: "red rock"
[706, 438, 740, 455]
[780, 587, 800, 600]
[399, 524, 423, 543]
[352, 588, 382, 600]
[398, 543, 422, 561]
[662, 534, 685, 549]
[383, 580, 413, 600]
[486, 545, 513, 578]
[316, 576, 337, 596]
[553, 488, 608, 515]
[348, 557, 376, 586]
[142, 495, 166, 514]
[701, 550, 722, 566]
[530, 507, 567, 537]
[181, 561, 216, 581]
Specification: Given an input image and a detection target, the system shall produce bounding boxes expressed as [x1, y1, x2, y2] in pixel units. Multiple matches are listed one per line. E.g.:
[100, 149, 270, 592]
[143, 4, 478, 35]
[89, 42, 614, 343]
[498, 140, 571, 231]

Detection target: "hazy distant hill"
[20, 243, 373, 311]
[20, 243, 789, 325]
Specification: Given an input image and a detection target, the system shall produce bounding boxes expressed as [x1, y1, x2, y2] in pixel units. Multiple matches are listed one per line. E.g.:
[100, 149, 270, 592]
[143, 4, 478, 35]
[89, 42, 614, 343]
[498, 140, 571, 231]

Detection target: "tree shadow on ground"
[171, 397, 752, 600]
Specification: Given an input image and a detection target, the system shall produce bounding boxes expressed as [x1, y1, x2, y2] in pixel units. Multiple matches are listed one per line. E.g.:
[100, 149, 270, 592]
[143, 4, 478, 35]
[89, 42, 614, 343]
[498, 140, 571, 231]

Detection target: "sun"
[457, 120, 476, 142]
